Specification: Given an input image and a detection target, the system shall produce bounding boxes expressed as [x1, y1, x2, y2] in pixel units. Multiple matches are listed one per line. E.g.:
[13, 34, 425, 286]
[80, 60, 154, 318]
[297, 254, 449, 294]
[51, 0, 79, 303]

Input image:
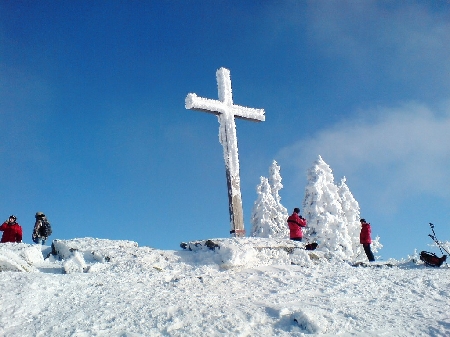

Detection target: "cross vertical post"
[185, 67, 265, 237]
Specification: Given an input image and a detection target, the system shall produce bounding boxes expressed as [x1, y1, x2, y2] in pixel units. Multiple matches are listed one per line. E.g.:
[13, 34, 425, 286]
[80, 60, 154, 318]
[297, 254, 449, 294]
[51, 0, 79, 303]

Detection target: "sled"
[419, 251, 447, 267]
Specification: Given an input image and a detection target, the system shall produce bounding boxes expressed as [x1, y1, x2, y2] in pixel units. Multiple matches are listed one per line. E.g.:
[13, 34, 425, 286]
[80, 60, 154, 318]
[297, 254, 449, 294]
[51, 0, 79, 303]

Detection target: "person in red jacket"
[0, 215, 23, 243]
[360, 218, 375, 262]
[287, 208, 307, 241]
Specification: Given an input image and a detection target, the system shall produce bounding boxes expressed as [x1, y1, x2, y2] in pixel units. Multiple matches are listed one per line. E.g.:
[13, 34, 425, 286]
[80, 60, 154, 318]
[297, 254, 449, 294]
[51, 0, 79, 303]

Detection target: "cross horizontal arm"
[185, 93, 225, 115]
[186, 93, 265, 122]
[231, 106, 265, 122]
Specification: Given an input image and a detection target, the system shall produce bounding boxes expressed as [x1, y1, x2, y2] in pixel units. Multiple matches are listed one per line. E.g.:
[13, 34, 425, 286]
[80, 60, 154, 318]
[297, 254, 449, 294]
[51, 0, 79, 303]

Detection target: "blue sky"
[1, 1, 450, 259]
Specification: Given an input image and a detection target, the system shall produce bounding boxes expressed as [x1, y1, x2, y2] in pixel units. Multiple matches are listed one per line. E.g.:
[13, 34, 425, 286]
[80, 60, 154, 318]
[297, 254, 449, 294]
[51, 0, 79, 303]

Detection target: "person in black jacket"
[32, 212, 51, 245]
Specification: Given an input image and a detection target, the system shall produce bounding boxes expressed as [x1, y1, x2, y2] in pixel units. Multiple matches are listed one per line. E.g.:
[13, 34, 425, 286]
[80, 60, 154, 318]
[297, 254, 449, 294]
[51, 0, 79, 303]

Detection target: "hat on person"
[294, 208, 300, 213]
[35, 212, 45, 218]
[360, 218, 366, 223]
[9, 215, 16, 221]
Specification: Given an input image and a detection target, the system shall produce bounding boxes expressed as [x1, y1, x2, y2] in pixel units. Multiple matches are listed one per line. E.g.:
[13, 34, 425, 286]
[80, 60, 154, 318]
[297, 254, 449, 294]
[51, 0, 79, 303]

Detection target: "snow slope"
[0, 238, 449, 337]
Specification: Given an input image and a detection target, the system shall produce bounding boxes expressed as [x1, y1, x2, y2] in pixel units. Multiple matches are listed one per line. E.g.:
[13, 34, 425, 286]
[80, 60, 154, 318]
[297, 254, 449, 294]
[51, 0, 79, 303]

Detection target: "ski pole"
[429, 223, 450, 254]
[429, 223, 450, 256]
[429, 223, 440, 247]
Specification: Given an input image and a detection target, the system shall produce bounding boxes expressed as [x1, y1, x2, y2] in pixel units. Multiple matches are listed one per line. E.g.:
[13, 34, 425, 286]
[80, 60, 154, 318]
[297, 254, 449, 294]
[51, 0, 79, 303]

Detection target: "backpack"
[420, 251, 446, 267]
[39, 220, 52, 237]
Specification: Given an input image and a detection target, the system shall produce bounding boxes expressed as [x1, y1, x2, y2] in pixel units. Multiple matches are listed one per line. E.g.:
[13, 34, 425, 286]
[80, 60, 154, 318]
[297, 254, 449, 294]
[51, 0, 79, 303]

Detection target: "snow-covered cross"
[185, 67, 265, 237]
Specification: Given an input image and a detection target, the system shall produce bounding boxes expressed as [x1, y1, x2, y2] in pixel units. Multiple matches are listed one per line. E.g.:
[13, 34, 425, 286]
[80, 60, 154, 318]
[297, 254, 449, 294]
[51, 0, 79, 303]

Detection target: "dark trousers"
[363, 244, 375, 262]
[291, 237, 302, 242]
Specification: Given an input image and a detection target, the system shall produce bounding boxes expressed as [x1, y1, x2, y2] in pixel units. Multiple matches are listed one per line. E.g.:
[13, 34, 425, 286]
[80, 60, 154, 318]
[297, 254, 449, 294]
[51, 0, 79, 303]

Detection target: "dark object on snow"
[420, 251, 447, 267]
[179, 240, 220, 251]
[180, 242, 189, 250]
[421, 223, 449, 267]
[352, 261, 394, 268]
[205, 239, 220, 250]
[305, 242, 318, 251]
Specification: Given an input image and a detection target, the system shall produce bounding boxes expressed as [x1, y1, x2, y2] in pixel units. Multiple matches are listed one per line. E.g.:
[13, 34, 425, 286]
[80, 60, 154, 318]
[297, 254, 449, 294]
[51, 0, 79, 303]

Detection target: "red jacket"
[287, 213, 307, 239]
[0, 222, 23, 243]
[360, 223, 372, 244]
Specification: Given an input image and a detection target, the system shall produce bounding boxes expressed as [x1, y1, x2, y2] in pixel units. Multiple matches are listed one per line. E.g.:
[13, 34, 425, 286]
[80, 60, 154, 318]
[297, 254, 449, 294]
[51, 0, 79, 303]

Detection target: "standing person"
[360, 218, 375, 262]
[0, 215, 23, 243]
[287, 207, 307, 241]
[32, 212, 52, 245]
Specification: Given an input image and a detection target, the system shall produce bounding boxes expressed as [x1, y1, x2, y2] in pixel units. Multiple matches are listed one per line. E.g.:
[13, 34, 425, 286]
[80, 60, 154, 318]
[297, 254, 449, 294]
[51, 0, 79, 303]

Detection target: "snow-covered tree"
[337, 177, 362, 258]
[337, 177, 383, 260]
[250, 161, 289, 238]
[303, 156, 382, 261]
[268, 160, 289, 233]
[251, 177, 281, 238]
[302, 156, 353, 258]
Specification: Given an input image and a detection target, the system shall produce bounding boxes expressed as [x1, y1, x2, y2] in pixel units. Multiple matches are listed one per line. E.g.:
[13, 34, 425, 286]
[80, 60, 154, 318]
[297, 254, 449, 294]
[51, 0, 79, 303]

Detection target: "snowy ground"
[0, 238, 449, 337]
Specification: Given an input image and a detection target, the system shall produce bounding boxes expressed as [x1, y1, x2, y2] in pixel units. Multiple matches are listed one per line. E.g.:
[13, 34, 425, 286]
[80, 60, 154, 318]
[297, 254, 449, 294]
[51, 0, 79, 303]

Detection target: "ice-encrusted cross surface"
[185, 67, 265, 236]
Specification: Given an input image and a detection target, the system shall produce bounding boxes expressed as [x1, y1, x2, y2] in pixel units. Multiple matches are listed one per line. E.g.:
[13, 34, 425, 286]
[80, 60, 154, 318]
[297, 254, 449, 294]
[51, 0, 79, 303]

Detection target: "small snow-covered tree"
[268, 160, 289, 234]
[251, 161, 289, 238]
[371, 235, 383, 257]
[337, 177, 362, 259]
[337, 177, 383, 260]
[302, 156, 353, 258]
[251, 177, 280, 238]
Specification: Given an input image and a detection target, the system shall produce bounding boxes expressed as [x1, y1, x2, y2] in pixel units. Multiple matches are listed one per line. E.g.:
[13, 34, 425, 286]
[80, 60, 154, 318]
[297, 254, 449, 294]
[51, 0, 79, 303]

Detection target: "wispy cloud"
[266, 1, 450, 100]
[278, 101, 450, 212]
[305, 1, 450, 71]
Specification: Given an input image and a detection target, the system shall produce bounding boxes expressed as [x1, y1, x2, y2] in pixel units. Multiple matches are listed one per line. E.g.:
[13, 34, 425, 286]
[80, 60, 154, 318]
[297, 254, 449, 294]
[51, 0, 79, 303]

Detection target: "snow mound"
[180, 237, 326, 268]
[51, 238, 178, 274]
[63, 250, 88, 274]
[52, 237, 138, 260]
[0, 238, 179, 274]
[292, 309, 326, 334]
[0, 237, 440, 276]
[0, 243, 42, 272]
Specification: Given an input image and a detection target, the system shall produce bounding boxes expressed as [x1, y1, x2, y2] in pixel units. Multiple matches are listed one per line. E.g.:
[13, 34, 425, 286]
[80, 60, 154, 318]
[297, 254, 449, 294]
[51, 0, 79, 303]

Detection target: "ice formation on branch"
[185, 67, 265, 235]
[251, 161, 289, 238]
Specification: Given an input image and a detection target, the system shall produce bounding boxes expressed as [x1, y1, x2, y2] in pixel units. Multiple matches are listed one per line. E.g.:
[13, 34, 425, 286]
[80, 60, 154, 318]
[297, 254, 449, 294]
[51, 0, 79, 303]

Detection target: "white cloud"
[278, 101, 450, 212]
